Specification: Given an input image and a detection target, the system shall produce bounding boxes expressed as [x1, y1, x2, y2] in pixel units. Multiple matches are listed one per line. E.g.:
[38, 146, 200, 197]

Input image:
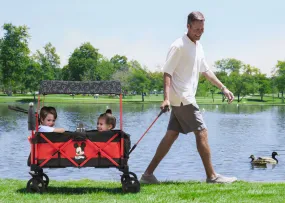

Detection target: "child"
[97, 109, 116, 132]
[38, 106, 65, 133]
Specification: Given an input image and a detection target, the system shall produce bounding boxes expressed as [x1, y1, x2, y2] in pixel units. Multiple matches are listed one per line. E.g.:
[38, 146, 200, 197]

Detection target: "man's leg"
[194, 128, 215, 179]
[145, 130, 179, 175]
[140, 130, 179, 183]
[194, 128, 237, 183]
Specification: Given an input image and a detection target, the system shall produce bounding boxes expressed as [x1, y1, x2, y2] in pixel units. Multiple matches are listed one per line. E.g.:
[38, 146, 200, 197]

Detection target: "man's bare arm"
[161, 73, 172, 110]
[201, 70, 224, 89]
[164, 73, 172, 100]
[202, 70, 234, 103]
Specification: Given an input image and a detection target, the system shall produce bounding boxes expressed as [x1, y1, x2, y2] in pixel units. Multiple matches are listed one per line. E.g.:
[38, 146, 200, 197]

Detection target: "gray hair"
[187, 11, 205, 25]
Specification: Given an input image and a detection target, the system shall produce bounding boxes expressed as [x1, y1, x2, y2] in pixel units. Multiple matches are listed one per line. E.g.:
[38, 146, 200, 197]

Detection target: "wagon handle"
[129, 105, 169, 155]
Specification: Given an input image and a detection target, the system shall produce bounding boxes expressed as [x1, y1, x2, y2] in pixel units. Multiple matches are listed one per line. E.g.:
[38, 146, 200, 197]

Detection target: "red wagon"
[26, 80, 140, 193]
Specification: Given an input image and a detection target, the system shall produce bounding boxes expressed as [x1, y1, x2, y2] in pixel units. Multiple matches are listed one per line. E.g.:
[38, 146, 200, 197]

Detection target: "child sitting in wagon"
[97, 109, 116, 132]
[38, 106, 65, 133]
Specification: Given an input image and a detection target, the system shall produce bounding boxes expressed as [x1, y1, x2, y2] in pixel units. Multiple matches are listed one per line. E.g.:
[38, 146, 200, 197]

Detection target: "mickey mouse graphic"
[74, 142, 86, 160]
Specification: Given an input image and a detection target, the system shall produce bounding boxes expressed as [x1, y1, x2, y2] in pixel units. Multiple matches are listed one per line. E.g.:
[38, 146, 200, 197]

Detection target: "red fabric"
[37, 141, 121, 159]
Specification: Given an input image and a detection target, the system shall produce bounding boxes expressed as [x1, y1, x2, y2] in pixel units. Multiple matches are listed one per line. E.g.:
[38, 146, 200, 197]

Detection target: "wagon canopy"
[39, 80, 122, 95]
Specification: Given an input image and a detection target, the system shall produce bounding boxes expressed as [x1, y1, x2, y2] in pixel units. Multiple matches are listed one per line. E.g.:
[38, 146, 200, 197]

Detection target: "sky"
[0, 0, 285, 76]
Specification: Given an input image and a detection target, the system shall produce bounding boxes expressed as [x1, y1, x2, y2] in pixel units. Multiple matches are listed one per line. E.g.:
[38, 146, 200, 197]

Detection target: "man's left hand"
[223, 89, 234, 103]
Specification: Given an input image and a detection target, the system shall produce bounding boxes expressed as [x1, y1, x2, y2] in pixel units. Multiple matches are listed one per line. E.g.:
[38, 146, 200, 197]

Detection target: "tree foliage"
[0, 23, 30, 95]
[67, 42, 98, 81]
[0, 23, 284, 104]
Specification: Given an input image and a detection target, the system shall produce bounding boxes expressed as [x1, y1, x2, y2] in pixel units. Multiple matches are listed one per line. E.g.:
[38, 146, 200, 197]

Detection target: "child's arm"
[53, 128, 65, 133]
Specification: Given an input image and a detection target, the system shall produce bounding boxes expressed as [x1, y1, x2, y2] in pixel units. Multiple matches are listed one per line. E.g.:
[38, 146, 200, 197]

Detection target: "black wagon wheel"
[128, 172, 137, 180]
[121, 172, 138, 184]
[26, 177, 45, 193]
[41, 173, 49, 188]
[122, 177, 140, 193]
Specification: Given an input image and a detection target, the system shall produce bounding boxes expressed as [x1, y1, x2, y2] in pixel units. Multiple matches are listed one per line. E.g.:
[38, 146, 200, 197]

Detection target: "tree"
[276, 76, 285, 103]
[243, 64, 260, 75]
[214, 58, 243, 74]
[96, 55, 115, 81]
[68, 42, 98, 81]
[128, 60, 150, 102]
[148, 71, 163, 94]
[23, 60, 43, 100]
[110, 55, 129, 71]
[0, 23, 30, 95]
[111, 69, 131, 96]
[255, 74, 271, 101]
[61, 65, 70, 81]
[0, 39, 3, 90]
[242, 64, 261, 95]
[273, 61, 285, 103]
[197, 75, 216, 102]
[215, 71, 228, 102]
[33, 42, 61, 80]
[227, 72, 251, 102]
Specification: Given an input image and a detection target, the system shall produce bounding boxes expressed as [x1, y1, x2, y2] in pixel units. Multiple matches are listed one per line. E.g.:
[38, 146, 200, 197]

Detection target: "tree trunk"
[7, 81, 13, 96]
[141, 92, 144, 102]
[261, 94, 263, 101]
[282, 91, 284, 103]
[238, 94, 240, 103]
[211, 92, 214, 103]
[222, 95, 226, 102]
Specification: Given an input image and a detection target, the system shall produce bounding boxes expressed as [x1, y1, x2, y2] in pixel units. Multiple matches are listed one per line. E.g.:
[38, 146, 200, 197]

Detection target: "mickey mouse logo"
[74, 142, 86, 160]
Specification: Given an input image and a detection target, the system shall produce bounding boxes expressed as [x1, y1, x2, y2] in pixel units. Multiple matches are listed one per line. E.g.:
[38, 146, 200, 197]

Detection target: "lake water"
[0, 103, 284, 182]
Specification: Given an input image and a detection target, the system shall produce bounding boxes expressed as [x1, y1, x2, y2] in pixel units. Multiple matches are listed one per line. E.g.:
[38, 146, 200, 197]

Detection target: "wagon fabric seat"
[28, 130, 131, 168]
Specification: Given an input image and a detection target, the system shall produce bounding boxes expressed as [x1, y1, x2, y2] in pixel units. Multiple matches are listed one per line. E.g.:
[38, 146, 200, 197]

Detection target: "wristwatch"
[220, 85, 226, 91]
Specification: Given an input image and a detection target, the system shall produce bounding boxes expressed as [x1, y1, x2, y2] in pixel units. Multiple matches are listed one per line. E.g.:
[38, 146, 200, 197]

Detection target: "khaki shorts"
[167, 103, 206, 134]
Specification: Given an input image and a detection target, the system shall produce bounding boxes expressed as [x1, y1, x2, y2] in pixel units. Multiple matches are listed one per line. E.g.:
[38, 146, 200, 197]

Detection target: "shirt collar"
[183, 32, 197, 45]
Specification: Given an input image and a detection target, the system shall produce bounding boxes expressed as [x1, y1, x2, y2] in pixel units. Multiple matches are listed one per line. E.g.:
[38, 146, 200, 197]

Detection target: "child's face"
[41, 113, 56, 127]
[97, 118, 112, 132]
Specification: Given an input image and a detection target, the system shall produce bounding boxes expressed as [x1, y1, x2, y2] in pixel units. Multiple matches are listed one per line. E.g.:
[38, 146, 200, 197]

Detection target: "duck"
[249, 152, 279, 165]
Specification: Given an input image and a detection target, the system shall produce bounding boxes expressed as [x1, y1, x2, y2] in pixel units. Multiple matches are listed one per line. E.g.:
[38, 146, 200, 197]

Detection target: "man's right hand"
[160, 100, 170, 112]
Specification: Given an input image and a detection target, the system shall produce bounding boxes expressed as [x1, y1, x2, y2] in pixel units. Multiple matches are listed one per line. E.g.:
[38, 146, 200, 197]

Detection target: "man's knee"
[165, 130, 179, 141]
[194, 128, 208, 141]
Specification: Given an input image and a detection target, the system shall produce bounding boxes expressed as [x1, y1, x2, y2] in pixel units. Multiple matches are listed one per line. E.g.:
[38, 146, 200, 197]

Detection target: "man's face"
[187, 20, 204, 42]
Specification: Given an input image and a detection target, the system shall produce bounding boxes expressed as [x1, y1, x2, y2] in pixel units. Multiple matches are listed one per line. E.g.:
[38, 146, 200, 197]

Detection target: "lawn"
[0, 179, 284, 203]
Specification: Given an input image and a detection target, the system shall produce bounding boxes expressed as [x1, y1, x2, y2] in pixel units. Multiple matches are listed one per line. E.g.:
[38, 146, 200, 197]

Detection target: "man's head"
[187, 11, 205, 42]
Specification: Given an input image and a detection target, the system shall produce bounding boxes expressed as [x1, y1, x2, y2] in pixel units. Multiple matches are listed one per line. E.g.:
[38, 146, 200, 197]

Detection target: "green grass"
[0, 179, 284, 203]
[0, 94, 163, 104]
[0, 93, 284, 105]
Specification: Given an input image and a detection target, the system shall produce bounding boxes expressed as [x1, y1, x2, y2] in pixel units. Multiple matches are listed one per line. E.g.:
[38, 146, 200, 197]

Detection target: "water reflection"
[0, 103, 284, 182]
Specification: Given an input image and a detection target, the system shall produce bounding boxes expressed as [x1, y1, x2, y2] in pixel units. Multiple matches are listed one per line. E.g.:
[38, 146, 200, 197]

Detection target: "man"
[140, 11, 237, 184]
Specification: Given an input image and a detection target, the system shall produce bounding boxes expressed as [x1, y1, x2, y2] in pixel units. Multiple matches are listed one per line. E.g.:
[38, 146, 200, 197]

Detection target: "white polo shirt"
[163, 33, 210, 106]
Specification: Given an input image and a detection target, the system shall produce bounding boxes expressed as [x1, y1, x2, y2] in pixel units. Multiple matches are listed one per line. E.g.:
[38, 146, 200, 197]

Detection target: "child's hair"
[39, 106, 58, 124]
[106, 109, 112, 114]
[98, 109, 116, 129]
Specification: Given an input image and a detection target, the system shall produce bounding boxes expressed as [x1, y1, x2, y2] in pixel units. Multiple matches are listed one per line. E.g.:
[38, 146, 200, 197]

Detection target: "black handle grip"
[158, 105, 169, 117]
[162, 105, 169, 113]
[129, 144, 137, 155]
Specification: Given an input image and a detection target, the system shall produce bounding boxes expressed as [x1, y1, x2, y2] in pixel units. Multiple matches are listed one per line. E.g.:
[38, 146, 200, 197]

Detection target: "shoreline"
[0, 95, 284, 106]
